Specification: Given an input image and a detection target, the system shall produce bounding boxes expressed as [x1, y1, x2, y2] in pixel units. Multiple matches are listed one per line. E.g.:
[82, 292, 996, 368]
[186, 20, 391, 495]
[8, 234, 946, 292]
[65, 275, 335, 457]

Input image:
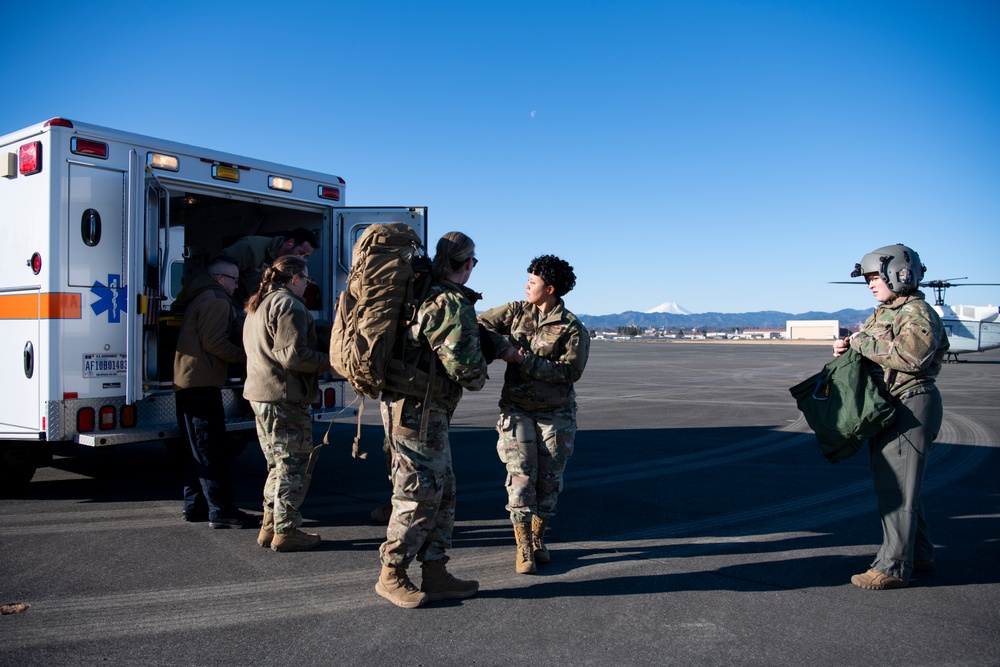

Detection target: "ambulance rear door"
[335, 207, 428, 295]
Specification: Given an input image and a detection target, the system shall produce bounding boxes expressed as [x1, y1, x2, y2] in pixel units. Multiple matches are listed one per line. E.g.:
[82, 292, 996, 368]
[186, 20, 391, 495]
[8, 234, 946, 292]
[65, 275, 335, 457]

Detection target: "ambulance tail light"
[99, 406, 116, 430]
[44, 118, 74, 129]
[324, 388, 336, 407]
[19, 142, 42, 175]
[312, 396, 322, 409]
[77, 408, 96, 433]
[120, 405, 137, 428]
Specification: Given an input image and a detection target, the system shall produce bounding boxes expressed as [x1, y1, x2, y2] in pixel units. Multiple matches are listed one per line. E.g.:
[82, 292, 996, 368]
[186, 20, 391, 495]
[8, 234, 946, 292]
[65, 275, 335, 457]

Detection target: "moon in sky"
[530, 110, 536, 118]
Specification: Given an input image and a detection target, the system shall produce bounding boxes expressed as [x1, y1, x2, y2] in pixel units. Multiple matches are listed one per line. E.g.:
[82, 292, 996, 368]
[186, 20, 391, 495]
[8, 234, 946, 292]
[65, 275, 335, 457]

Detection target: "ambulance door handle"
[81, 208, 102, 247]
[23, 341, 34, 379]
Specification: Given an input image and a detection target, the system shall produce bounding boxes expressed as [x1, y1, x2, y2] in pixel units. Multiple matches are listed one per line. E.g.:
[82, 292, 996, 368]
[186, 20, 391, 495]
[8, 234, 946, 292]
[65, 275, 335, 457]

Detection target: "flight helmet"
[850, 243, 925, 295]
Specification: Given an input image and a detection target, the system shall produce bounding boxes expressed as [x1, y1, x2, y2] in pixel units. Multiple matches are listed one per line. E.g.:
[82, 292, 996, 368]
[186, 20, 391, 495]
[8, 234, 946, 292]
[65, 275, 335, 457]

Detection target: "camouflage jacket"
[397, 279, 488, 412]
[242, 286, 330, 404]
[478, 298, 590, 412]
[849, 290, 949, 399]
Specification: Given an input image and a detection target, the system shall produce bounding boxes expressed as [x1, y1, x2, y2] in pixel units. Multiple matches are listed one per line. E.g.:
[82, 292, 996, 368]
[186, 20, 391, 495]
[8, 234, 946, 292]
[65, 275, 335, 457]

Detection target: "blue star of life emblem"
[90, 274, 128, 323]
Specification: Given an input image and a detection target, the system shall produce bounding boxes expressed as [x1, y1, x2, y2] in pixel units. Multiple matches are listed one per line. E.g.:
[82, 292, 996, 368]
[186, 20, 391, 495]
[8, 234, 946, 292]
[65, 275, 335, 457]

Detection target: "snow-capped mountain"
[646, 302, 691, 315]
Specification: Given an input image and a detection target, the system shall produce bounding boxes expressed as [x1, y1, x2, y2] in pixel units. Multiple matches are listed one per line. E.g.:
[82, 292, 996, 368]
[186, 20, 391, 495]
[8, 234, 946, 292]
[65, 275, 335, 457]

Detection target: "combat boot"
[420, 558, 479, 601]
[270, 528, 321, 552]
[851, 568, 908, 590]
[257, 509, 274, 548]
[376, 565, 428, 608]
[531, 515, 550, 564]
[514, 522, 536, 574]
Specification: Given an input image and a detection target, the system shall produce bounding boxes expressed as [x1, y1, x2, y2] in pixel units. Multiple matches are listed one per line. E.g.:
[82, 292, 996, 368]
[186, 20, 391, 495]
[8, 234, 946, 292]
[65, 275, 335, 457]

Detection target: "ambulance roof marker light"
[318, 185, 340, 201]
[268, 175, 293, 192]
[44, 118, 74, 129]
[72, 138, 108, 159]
[148, 152, 179, 171]
[212, 164, 240, 182]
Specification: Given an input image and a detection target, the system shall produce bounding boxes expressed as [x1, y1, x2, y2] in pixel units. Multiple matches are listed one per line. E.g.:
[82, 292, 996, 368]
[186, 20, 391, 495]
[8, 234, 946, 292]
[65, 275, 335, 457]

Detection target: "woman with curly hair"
[478, 255, 590, 574]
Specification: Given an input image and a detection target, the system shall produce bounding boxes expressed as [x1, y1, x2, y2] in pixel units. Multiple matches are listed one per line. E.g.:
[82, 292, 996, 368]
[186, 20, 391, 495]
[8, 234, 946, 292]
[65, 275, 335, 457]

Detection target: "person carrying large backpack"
[373, 231, 488, 609]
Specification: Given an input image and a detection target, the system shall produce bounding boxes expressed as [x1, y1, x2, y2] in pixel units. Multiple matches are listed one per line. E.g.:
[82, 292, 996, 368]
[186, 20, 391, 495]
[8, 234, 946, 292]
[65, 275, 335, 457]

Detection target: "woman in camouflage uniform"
[479, 255, 589, 574]
[375, 232, 488, 609]
[243, 255, 330, 553]
[833, 244, 948, 590]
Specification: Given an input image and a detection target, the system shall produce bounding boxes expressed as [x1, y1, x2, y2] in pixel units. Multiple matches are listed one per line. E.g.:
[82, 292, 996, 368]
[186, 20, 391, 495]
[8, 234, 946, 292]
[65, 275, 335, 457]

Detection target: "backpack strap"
[419, 359, 435, 441]
[396, 262, 435, 441]
[320, 393, 368, 460]
[351, 399, 368, 459]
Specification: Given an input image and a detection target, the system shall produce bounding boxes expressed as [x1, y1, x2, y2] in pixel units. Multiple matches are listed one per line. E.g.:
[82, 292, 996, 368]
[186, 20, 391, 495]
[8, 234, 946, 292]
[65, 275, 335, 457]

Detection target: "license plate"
[83, 353, 128, 377]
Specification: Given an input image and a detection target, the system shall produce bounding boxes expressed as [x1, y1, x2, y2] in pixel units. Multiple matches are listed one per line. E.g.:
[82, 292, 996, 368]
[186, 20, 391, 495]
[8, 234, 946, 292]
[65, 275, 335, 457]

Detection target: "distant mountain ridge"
[578, 308, 873, 330]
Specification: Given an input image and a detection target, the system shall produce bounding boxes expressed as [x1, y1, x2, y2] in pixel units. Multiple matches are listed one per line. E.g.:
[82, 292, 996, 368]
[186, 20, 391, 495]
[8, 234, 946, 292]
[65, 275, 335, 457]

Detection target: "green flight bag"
[789, 348, 897, 464]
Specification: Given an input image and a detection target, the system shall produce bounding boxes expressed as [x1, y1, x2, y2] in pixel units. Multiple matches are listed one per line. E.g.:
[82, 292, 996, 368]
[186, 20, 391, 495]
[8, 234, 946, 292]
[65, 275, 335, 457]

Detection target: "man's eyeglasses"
[471, 257, 479, 267]
[213, 273, 239, 283]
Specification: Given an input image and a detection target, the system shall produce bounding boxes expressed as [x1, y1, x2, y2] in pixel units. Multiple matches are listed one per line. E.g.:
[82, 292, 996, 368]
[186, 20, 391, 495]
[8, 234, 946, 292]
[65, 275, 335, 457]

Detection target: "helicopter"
[834, 277, 1000, 362]
[923, 278, 1000, 362]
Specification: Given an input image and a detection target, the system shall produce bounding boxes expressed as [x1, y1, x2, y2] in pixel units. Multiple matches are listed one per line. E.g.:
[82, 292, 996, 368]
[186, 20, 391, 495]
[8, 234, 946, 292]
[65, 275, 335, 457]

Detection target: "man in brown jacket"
[174, 256, 256, 528]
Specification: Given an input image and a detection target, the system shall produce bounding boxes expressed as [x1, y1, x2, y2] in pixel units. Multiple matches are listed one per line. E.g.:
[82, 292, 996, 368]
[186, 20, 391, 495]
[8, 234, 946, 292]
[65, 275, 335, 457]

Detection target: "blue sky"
[2, 1, 998, 315]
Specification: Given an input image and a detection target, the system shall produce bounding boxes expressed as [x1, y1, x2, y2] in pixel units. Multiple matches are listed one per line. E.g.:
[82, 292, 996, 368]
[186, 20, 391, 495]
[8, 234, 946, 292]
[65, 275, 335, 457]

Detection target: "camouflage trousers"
[378, 395, 456, 568]
[496, 405, 576, 524]
[251, 401, 320, 535]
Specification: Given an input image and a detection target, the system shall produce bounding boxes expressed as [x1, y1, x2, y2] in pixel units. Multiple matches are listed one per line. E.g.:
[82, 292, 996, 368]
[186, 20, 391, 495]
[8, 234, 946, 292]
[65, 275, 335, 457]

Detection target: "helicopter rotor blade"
[920, 281, 1000, 288]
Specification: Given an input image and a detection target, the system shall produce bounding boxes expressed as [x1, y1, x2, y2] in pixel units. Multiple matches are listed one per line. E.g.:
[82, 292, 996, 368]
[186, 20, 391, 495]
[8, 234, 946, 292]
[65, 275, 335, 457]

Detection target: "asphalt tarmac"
[2, 342, 998, 666]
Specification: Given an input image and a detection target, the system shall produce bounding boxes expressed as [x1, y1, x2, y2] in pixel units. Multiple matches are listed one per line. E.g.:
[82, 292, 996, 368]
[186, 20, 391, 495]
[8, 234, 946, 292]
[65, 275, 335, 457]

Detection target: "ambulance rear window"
[169, 260, 185, 300]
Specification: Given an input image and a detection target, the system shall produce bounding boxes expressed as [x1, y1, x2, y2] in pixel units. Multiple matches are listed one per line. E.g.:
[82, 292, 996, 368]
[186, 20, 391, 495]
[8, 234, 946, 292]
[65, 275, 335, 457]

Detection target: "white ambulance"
[0, 117, 426, 487]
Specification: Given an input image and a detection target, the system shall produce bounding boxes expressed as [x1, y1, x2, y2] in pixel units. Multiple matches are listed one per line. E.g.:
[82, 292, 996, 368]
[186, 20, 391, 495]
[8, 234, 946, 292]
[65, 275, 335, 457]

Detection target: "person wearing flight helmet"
[832, 244, 949, 590]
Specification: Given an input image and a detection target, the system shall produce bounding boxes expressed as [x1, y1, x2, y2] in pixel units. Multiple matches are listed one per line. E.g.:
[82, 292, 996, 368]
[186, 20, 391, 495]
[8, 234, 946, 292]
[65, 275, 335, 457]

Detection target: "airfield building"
[785, 319, 839, 340]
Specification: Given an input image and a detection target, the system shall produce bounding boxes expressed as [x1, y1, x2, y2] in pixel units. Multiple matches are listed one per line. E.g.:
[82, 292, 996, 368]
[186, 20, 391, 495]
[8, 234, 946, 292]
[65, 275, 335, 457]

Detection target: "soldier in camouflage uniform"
[478, 255, 589, 574]
[243, 255, 330, 553]
[221, 227, 317, 308]
[833, 244, 948, 590]
[375, 232, 488, 609]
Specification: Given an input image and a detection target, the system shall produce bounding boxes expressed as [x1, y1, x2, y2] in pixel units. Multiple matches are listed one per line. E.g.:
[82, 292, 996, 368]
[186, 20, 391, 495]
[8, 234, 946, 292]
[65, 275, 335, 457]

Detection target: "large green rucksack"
[789, 348, 897, 463]
[330, 222, 430, 400]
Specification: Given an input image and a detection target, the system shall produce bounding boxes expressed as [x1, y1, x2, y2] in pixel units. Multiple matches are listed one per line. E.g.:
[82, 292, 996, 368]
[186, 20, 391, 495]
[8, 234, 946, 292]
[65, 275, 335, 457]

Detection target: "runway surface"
[2, 342, 998, 666]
